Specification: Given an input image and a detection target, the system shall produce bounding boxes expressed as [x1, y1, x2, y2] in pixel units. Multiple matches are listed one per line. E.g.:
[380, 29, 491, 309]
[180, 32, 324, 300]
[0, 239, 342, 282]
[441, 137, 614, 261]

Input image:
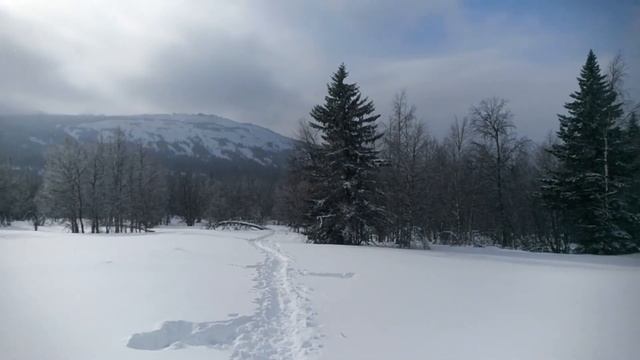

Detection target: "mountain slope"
[0, 114, 294, 169]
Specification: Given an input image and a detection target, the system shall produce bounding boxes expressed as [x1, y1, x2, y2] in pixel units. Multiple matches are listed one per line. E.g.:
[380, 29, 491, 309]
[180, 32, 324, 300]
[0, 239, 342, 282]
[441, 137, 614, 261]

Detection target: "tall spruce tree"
[541, 50, 637, 254]
[307, 64, 385, 245]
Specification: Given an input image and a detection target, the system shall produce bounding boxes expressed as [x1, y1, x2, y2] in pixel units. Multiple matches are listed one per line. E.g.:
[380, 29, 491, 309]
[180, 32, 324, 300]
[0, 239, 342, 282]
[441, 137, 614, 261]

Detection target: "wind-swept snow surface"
[1, 225, 639, 359]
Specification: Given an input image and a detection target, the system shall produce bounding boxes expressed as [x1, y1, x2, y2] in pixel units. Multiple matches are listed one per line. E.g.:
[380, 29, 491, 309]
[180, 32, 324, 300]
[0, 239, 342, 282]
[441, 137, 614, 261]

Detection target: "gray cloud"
[358, 51, 582, 140]
[126, 30, 309, 132]
[0, 1, 636, 139]
[0, 12, 95, 113]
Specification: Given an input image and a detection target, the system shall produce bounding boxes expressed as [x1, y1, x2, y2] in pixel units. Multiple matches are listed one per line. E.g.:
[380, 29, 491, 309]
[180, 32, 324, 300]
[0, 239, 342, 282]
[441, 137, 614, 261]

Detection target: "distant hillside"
[0, 114, 295, 173]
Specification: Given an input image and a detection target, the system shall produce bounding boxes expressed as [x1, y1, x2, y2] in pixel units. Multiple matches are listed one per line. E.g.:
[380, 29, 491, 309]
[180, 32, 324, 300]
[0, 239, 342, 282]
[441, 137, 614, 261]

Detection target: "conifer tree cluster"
[283, 53, 639, 253]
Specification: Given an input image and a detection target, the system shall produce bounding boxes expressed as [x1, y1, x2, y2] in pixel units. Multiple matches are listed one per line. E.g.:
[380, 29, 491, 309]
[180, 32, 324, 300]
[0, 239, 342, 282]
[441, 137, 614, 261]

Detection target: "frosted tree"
[306, 64, 385, 245]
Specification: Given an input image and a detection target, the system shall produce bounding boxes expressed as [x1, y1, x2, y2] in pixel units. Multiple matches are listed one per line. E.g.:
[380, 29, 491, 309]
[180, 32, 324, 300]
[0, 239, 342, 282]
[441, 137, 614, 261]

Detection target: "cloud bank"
[0, 0, 637, 139]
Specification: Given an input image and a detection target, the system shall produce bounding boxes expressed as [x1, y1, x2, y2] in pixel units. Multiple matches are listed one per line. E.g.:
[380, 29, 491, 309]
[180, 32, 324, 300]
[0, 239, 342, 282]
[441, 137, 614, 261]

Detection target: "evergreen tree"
[306, 64, 385, 245]
[625, 112, 640, 240]
[541, 50, 636, 254]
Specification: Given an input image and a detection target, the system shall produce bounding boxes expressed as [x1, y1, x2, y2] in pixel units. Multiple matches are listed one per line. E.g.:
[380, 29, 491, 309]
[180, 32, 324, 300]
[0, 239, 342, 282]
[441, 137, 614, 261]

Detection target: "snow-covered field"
[1, 224, 639, 360]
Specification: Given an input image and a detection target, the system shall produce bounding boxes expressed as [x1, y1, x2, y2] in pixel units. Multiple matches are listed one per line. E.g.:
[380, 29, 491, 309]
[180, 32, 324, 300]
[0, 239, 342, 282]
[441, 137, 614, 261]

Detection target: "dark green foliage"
[541, 50, 637, 254]
[0, 159, 14, 226]
[305, 64, 385, 245]
[625, 112, 640, 239]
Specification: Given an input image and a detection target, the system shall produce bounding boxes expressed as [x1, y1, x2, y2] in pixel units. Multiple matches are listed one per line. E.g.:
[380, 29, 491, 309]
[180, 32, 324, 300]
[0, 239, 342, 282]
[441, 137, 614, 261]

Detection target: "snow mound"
[127, 317, 251, 350]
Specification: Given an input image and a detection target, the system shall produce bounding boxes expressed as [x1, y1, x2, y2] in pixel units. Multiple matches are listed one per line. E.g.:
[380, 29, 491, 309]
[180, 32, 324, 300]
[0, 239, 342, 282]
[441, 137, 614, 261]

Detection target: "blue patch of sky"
[462, 0, 636, 56]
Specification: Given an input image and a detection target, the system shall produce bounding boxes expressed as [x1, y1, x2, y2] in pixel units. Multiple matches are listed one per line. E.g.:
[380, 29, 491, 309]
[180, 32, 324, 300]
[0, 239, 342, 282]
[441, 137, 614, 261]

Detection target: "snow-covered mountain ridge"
[0, 113, 295, 167]
[64, 114, 293, 166]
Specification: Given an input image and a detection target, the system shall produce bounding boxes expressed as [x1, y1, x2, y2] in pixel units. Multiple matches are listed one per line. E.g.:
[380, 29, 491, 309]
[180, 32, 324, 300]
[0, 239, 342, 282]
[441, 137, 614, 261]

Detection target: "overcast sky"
[0, 0, 638, 139]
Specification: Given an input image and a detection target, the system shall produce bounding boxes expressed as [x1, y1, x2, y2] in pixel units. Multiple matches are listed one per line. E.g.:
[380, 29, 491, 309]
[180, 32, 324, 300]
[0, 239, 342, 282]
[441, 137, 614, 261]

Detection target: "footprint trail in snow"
[231, 230, 321, 359]
[127, 230, 322, 359]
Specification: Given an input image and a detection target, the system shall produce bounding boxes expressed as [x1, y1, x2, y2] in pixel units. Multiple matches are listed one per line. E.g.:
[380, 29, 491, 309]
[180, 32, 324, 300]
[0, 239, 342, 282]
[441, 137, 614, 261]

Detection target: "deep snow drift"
[1, 224, 639, 360]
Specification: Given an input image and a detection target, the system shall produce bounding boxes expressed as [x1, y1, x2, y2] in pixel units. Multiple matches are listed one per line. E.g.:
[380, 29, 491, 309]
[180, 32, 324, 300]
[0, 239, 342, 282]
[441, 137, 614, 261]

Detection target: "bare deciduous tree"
[40, 137, 88, 233]
[470, 97, 526, 248]
[442, 117, 474, 243]
[381, 91, 429, 247]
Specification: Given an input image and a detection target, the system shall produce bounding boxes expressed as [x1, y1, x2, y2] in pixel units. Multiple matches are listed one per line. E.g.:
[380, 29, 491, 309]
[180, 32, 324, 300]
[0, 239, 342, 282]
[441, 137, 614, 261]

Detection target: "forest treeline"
[0, 129, 280, 233]
[0, 50, 638, 254]
[277, 51, 639, 254]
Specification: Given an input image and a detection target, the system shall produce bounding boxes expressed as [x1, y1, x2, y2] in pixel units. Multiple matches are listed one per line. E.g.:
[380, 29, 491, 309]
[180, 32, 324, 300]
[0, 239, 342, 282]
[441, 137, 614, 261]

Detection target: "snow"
[0, 226, 262, 360]
[28, 136, 47, 145]
[1, 224, 639, 360]
[62, 114, 292, 164]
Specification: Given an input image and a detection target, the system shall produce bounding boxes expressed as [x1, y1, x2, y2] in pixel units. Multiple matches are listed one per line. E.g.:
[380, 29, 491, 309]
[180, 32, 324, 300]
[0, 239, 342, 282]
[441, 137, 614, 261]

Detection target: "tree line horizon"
[0, 50, 638, 254]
